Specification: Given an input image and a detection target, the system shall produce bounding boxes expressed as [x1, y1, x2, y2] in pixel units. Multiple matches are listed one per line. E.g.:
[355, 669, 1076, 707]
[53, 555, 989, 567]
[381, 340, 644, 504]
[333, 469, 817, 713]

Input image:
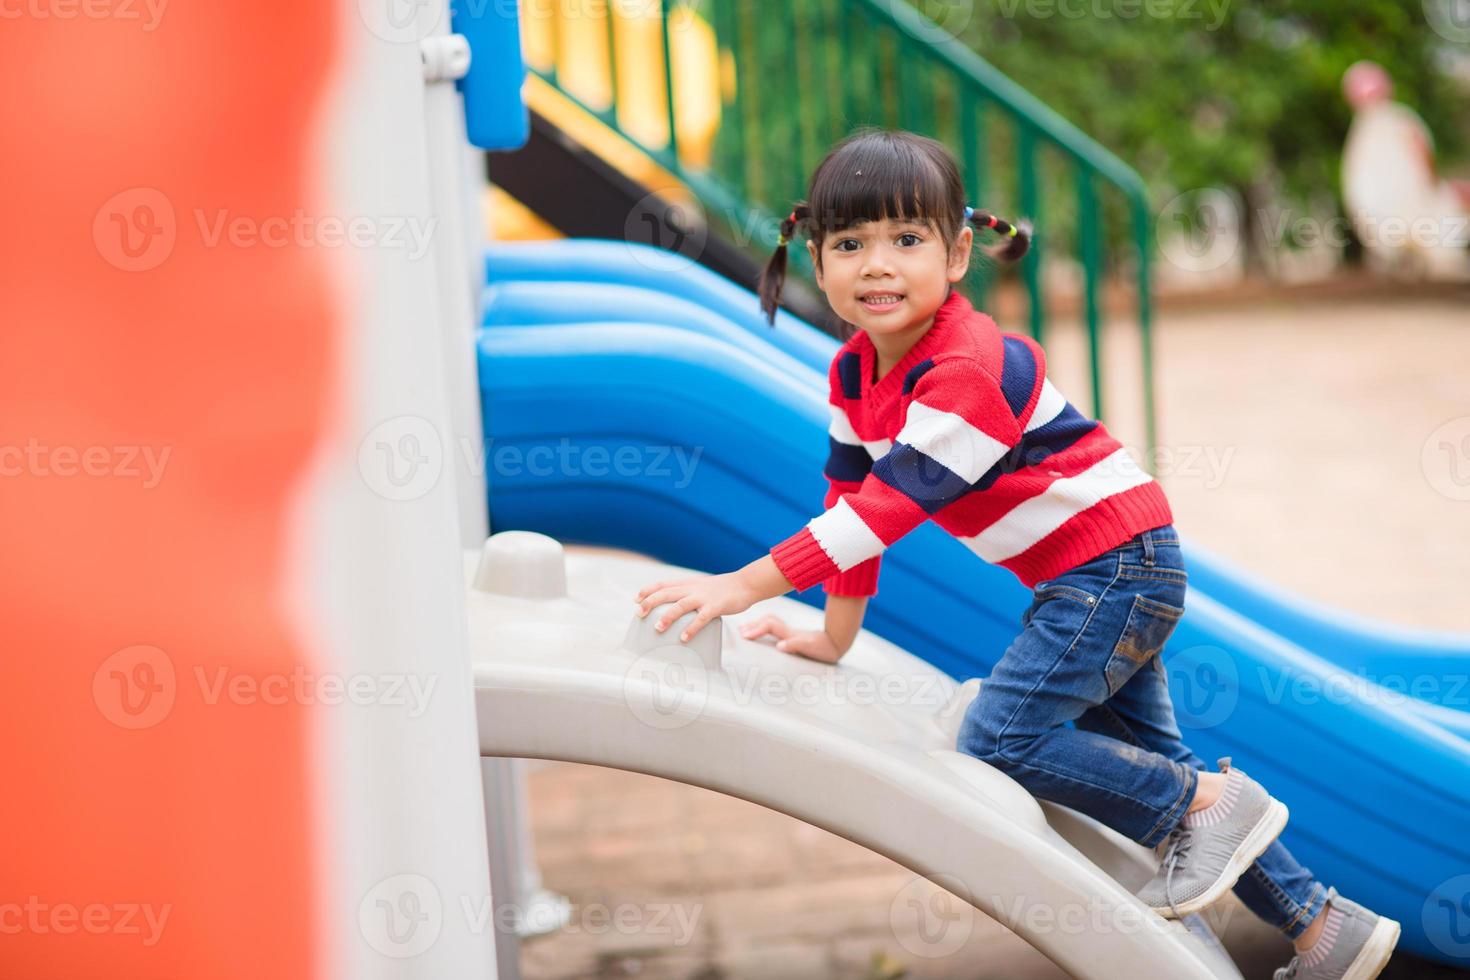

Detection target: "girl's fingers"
[637, 587, 686, 618]
[739, 620, 770, 640]
[679, 608, 715, 643]
[740, 616, 790, 643]
[654, 595, 697, 633]
[635, 581, 669, 602]
[635, 578, 692, 603]
[760, 617, 790, 639]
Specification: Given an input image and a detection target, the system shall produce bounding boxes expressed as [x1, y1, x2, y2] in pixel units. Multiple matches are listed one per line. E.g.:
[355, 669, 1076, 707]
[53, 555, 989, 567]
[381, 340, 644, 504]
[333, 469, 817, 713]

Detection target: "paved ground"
[514, 288, 1470, 979]
[1039, 286, 1470, 634]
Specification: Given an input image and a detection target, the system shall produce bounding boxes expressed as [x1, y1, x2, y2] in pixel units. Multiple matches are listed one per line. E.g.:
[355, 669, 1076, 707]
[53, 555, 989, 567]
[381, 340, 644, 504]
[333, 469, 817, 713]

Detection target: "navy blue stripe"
[972, 403, 1097, 491]
[871, 442, 974, 515]
[999, 337, 1037, 418]
[900, 358, 936, 395]
[824, 437, 874, 483]
[837, 351, 863, 400]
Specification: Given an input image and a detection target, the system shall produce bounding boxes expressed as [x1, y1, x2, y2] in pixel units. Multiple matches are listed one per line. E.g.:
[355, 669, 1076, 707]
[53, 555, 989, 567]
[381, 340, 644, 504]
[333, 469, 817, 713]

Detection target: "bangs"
[807, 132, 957, 237]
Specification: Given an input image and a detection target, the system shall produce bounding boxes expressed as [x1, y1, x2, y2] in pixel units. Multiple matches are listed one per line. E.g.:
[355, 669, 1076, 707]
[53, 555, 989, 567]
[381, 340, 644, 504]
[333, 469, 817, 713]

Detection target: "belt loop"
[1141, 529, 1157, 566]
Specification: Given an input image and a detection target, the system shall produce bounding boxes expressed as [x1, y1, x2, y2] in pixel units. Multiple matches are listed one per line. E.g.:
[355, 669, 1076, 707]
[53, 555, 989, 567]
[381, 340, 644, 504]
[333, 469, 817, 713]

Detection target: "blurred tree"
[933, 0, 1470, 264]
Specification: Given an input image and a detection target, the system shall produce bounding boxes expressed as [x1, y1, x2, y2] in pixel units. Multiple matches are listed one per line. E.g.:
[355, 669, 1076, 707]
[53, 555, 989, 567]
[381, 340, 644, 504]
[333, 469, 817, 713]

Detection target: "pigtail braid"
[758, 202, 812, 326]
[966, 206, 1032, 264]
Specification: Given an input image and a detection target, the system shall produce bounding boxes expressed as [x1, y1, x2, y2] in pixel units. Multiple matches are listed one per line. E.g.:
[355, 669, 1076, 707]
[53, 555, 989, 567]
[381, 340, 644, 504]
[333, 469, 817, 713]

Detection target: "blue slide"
[479, 238, 1470, 965]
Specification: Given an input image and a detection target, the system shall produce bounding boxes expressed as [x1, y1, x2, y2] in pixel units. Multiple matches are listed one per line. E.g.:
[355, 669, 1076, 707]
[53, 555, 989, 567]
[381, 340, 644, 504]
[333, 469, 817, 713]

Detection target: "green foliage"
[936, 0, 1469, 207]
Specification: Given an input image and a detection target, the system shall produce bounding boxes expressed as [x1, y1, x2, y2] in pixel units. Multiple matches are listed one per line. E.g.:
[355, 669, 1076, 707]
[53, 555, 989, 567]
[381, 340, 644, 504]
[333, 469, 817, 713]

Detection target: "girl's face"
[807, 216, 973, 340]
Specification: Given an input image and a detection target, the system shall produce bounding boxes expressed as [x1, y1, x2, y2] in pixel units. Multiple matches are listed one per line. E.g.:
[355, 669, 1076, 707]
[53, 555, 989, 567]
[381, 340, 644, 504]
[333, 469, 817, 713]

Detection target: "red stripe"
[846, 476, 932, 546]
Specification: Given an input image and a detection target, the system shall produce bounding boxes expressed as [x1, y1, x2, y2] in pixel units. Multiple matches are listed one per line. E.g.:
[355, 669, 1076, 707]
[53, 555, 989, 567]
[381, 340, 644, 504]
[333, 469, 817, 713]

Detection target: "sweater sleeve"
[771, 355, 1023, 594]
[819, 449, 883, 597]
[799, 355, 882, 596]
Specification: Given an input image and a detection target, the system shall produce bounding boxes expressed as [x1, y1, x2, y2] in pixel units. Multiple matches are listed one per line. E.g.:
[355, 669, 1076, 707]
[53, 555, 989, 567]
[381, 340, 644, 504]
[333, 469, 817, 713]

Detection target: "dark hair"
[758, 127, 1031, 327]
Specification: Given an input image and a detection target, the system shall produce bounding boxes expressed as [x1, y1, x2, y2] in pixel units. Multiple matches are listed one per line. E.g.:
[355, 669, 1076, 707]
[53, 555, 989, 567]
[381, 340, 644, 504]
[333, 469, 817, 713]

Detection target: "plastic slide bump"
[466, 530, 1245, 980]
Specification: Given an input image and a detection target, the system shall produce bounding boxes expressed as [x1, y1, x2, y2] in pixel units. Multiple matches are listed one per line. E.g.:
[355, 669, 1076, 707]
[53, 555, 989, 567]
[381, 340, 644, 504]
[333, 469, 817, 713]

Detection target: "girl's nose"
[861, 251, 896, 276]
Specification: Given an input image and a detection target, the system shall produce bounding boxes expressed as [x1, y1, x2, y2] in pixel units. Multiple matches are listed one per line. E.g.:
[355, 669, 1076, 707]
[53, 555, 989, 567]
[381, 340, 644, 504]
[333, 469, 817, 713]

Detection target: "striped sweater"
[770, 289, 1173, 596]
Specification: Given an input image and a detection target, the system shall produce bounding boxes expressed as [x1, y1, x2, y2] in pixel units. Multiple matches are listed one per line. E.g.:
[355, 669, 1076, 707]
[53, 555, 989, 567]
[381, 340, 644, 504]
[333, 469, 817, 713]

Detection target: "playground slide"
[466, 530, 1244, 980]
[477, 243, 1470, 963]
[484, 240, 1470, 718]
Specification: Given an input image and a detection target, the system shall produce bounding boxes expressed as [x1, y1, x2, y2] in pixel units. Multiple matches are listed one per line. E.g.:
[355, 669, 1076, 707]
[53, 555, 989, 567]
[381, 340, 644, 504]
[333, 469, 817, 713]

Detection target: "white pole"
[296, 2, 498, 976]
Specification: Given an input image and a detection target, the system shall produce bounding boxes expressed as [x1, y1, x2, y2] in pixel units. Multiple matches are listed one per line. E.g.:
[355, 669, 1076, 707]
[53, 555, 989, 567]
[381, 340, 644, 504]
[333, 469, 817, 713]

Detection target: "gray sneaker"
[1135, 756, 1289, 918]
[1273, 886, 1401, 980]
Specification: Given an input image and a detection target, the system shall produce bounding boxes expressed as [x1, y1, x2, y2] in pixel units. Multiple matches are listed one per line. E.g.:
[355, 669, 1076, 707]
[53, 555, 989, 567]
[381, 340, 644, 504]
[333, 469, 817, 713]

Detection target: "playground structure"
[469, 529, 1247, 979]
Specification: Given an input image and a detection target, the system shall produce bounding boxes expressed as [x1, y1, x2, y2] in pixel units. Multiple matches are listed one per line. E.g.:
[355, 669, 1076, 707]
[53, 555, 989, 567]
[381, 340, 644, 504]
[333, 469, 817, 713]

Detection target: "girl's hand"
[740, 614, 842, 663]
[634, 573, 758, 643]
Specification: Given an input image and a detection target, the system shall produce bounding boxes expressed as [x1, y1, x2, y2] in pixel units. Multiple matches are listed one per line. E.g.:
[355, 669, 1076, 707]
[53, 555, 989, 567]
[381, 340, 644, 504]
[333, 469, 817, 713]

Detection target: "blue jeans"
[955, 524, 1329, 939]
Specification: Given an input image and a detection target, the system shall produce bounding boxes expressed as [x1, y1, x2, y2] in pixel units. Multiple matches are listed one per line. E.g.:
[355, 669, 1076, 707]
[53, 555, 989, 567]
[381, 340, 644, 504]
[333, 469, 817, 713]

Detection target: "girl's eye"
[834, 239, 860, 252]
[897, 233, 922, 246]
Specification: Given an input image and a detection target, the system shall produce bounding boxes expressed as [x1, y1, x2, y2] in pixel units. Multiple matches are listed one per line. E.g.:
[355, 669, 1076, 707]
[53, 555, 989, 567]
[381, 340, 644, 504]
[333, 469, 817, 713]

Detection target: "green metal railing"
[518, 0, 1158, 460]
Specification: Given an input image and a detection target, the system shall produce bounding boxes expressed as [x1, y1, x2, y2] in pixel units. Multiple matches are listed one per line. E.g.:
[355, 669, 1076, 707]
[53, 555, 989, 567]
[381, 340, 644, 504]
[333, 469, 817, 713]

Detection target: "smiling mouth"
[858, 292, 904, 311]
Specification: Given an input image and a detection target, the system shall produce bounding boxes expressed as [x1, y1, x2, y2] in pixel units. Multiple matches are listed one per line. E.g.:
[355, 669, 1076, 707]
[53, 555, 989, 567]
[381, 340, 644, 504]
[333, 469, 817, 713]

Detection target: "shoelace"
[1159, 826, 1195, 921]
[1273, 956, 1301, 979]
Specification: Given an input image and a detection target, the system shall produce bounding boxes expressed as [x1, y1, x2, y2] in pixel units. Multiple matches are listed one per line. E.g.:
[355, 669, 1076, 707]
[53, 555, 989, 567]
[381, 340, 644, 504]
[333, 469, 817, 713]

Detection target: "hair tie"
[963, 205, 974, 222]
[777, 209, 799, 247]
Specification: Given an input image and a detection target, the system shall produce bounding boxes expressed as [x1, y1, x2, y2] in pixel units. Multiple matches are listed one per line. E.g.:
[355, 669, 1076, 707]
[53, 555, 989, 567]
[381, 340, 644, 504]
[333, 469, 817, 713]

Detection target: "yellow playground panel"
[491, 0, 724, 242]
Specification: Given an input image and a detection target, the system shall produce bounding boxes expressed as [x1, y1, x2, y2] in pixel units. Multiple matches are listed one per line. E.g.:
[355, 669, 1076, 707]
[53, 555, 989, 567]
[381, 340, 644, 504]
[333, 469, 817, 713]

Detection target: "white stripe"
[897, 401, 1010, 484]
[807, 497, 885, 571]
[828, 405, 893, 460]
[958, 447, 1154, 562]
[827, 403, 861, 445]
[1025, 379, 1068, 433]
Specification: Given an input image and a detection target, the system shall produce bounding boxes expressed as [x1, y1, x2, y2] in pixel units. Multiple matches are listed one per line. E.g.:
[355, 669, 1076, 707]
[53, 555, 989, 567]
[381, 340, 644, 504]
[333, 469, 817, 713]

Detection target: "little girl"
[634, 128, 1400, 980]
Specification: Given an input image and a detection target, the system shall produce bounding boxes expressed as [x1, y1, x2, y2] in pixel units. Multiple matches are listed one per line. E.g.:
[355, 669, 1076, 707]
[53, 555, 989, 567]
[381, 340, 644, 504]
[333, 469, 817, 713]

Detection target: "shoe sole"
[1342, 915, 1401, 980]
[1150, 797, 1289, 918]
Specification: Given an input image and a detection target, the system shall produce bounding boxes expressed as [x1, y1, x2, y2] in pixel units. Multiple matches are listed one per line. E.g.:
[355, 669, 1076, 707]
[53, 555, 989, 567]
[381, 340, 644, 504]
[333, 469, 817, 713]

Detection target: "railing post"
[1016, 121, 1044, 344]
[658, 0, 679, 162]
[711, 0, 748, 204]
[604, 0, 620, 122]
[1132, 191, 1159, 473]
[838, 3, 857, 128]
[546, 0, 562, 88]
[1076, 168, 1104, 422]
[784, 0, 808, 206]
[961, 96, 991, 307]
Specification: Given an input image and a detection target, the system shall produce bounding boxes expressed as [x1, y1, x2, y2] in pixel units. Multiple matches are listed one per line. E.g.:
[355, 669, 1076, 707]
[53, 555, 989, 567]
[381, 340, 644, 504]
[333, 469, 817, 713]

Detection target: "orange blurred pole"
[0, 2, 334, 977]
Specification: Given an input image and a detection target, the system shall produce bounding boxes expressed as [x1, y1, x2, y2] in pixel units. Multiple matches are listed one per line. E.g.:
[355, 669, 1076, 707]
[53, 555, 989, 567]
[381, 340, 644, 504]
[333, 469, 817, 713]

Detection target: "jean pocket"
[1117, 562, 1188, 586]
[1104, 593, 1185, 696]
[1032, 582, 1099, 608]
